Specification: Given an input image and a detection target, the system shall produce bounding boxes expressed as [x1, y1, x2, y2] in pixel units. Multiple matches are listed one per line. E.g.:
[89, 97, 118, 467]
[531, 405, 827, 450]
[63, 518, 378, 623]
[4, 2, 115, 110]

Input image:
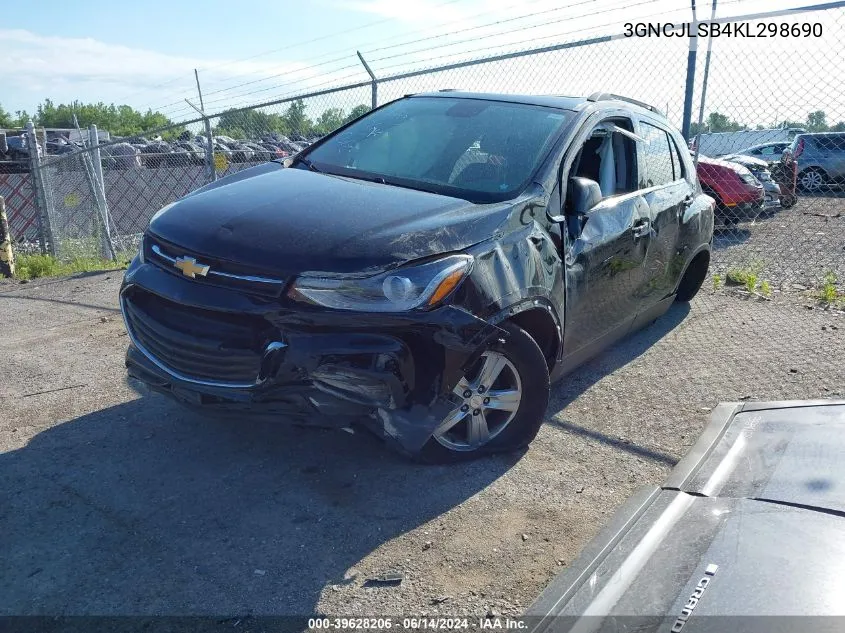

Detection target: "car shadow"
[544, 302, 691, 465]
[712, 227, 751, 249]
[0, 391, 516, 618]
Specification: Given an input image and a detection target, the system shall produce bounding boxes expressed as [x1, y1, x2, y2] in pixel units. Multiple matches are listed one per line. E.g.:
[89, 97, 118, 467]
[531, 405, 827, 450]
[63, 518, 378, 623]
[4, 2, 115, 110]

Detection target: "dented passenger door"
[562, 191, 652, 355]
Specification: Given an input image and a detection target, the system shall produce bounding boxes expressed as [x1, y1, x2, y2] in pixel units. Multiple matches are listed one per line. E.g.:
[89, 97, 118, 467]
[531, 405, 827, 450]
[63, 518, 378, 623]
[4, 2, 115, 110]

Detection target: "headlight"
[289, 255, 473, 312]
[137, 234, 145, 264]
[739, 172, 758, 185]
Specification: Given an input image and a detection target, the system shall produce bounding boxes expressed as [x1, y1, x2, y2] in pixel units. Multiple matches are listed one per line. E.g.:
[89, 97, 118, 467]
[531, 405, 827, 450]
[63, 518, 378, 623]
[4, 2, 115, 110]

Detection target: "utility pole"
[681, 0, 699, 140]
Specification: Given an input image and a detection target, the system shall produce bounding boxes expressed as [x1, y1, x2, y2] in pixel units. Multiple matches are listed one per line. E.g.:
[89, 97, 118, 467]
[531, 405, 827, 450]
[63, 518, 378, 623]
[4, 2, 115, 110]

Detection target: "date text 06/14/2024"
[307, 617, 528, 630]
[624, 21, 823, 38]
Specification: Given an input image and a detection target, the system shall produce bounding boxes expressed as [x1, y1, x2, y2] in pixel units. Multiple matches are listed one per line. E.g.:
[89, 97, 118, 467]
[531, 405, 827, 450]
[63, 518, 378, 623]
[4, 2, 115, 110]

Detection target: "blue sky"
[2, 0, 837, 125]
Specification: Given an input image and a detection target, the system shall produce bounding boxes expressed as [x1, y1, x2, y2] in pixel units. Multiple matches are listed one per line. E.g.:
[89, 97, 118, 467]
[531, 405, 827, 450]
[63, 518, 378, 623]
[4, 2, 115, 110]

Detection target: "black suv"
[121, 92, 714, 462]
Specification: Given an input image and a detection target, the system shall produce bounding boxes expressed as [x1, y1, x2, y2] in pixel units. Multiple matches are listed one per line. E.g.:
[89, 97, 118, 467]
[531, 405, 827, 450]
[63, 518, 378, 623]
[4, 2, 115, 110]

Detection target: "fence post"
[357, 51, 378, 110]
[88, 125, 116, 260]
[693, 0, 718, 166]
[0, 196, 15, 278]
[203, 116, 216, 184]
[25, 121, 55, 256]
[191, 70, 216, 184]
[681, 0, 699, 140]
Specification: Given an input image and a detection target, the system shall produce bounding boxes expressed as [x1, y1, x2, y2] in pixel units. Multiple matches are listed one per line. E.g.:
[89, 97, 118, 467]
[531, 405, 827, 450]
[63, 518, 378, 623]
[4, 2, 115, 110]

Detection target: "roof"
[411, 90, 665, 117]
[412, 90, 585, 110]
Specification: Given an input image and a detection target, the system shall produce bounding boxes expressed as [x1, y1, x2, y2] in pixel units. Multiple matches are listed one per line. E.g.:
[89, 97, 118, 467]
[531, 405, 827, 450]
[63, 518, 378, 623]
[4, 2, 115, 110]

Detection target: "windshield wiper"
[294, 156, 321, 172]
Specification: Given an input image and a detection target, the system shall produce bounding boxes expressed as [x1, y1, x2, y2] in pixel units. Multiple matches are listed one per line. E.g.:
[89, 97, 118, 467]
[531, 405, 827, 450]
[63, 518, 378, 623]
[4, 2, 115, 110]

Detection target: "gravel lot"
[1, 197, 843, 621]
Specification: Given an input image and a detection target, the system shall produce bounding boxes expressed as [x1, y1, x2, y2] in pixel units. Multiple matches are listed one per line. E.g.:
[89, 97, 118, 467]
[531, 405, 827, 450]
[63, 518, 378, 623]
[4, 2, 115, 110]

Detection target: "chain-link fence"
[4, 3, 843, 390]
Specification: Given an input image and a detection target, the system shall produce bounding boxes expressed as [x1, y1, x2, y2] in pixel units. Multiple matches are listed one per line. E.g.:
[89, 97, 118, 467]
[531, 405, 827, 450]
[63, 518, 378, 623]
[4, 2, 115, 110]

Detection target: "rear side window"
[816, 134, 845, 152]
[668, 135, 687, 181]
[640, 123, 676, 187]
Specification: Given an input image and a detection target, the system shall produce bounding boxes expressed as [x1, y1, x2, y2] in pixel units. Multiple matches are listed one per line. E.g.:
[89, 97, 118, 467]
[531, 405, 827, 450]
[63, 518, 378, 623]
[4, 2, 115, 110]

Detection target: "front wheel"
[798, 168, 826, 192]
[417, 322, 550, 463]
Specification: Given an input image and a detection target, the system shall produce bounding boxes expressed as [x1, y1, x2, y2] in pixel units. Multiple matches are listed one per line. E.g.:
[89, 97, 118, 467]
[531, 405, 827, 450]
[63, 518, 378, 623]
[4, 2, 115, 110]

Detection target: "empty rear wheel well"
[688, 249, 710, 273]
[507, 308, 560, 371]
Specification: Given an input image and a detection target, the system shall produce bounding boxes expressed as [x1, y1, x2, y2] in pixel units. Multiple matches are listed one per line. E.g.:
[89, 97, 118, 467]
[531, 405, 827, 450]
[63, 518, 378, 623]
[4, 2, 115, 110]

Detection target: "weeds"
[712, 273, 723, 290]
[726, 261, 772, 300]
[817, 272, 843, 306]
[15, 253, 130, 281]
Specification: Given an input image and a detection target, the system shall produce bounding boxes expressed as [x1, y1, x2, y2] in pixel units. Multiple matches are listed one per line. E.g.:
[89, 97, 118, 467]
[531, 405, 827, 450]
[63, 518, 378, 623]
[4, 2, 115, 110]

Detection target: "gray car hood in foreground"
[527, 400, 845, 633]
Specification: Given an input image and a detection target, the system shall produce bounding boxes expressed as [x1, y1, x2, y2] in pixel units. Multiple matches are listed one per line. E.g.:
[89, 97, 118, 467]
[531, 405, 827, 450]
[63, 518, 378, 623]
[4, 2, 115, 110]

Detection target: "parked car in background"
[720, 153, 781, 210]
[691, 127, 804, 156]
[121, 91, 715, 461]
[243, 142, 275, 162]
[790, 131, 845, 192]
[695, 153, 764, 225]
[102, 142, 143, 170]
[173, 141, 207, 166]
[140, 141, 174, 168]
[725, 141, 791, 161]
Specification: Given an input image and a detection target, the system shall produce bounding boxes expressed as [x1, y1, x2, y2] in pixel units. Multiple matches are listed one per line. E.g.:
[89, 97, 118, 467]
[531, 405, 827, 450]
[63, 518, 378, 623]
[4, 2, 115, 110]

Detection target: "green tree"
[31, 99, 180, 137]
[0, 104, 28, 129]
[0, 104, 14, 128]
[215, 108, 289, 138]
[706, 111, 744, 133]
[314, 108, 345, 135]
[831, 121, 845, 132]
[806, 110, 828, 132]
[343, 104, 371, 125]
[283, 100, 311, 137]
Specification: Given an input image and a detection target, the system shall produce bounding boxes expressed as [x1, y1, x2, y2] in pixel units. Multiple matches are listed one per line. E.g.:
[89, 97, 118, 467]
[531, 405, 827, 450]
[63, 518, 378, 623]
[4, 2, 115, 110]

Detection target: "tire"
[781, 194, 798, 209]
[702, 187, 735, 229]
[416, 322, 550, 463]
[675, 252, 710, 303]
[798, 168, 826, 192]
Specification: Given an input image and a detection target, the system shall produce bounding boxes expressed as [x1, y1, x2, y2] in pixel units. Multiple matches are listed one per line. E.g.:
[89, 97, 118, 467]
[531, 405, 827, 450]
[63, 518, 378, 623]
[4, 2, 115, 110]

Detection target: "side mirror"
[567, 176, 603, 216]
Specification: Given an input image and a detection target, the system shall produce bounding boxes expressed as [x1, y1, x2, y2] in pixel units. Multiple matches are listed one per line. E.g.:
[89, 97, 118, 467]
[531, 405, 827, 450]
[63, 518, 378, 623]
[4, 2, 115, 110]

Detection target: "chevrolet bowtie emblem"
[174, 256, 210, 278]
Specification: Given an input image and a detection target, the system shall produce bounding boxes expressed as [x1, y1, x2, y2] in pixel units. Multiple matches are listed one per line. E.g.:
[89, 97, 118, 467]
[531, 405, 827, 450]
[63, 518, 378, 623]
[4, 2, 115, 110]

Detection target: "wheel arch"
[489, 299, 562, 372]
[673, 244, 711, 296]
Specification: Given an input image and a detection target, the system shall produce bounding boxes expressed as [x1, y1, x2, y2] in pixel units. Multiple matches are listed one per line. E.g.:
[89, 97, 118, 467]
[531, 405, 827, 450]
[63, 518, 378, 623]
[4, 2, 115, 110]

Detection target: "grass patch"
[15, 253, 131, 281]
[725, 261, 772, 298]
[712, 273, 723, 290]
[817, 272, 844, 306]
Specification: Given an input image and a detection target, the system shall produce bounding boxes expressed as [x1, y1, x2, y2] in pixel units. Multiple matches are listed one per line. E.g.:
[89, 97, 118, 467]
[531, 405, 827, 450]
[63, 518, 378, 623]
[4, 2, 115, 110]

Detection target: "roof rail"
[586, 92, 663, 115]
[438, 88, 460, 92]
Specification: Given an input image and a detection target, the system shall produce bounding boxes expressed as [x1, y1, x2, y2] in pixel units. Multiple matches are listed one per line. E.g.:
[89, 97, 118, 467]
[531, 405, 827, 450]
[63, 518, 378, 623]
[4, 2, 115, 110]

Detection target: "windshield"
[303, 96, 572, 203]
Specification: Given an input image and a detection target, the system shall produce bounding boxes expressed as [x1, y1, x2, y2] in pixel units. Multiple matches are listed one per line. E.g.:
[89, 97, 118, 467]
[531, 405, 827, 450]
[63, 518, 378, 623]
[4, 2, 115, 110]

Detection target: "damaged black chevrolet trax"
[121, 92, 714, 462]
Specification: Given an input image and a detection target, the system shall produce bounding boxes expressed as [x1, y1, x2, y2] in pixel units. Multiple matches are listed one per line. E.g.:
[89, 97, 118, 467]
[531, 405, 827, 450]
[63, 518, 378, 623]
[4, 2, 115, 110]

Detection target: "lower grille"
[122, 288, 280, 385]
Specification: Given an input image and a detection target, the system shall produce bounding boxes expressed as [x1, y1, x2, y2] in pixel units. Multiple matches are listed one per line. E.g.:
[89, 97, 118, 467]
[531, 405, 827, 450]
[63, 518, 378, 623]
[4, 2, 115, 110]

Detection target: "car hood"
[148, 162, 516, 276]
[527, 400, 845, 629]
[721, 154, 769, 169]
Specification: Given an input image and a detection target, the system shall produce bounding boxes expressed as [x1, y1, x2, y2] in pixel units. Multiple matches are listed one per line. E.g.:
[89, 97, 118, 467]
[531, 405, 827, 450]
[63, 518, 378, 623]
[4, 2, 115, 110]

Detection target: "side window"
[569, 118, 638, 200]
[668, 135, 686, 181]
[759, 145, 776, 156]
[640, 123, 676, 188]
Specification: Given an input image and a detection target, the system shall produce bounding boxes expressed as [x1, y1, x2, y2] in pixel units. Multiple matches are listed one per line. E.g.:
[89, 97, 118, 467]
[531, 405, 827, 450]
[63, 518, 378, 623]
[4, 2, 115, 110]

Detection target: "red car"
[695, 154, 764, 225]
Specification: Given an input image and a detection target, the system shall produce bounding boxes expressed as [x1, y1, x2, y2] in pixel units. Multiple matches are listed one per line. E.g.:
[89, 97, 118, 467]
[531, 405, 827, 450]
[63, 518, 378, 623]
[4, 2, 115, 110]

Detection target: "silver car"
[790, 132, 845, 192]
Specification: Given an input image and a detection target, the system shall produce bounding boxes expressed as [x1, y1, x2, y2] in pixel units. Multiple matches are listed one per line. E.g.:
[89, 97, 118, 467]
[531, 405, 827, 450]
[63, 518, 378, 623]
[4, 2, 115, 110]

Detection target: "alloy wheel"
[433, 351, 523, 452]
[800, 169, 824, 191]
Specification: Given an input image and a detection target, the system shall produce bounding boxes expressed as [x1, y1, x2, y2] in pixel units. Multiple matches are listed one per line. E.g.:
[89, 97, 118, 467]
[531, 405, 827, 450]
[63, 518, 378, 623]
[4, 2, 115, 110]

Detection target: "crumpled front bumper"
[121, 258, 505, 453]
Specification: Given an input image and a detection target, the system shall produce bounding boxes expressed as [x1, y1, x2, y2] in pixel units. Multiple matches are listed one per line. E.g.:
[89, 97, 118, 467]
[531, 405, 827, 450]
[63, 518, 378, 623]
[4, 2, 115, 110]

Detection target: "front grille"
[145, 235, 286, 298]
[123, 288, 280, 385]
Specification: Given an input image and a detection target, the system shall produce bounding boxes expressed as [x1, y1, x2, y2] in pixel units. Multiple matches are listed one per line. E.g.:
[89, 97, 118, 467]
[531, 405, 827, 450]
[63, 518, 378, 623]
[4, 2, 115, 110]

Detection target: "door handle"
[632, 218, 651, 238]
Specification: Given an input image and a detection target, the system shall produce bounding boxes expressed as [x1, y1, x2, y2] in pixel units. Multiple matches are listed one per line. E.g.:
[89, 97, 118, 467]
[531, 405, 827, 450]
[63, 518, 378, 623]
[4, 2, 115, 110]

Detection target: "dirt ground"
[1, 260, 843, 620]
